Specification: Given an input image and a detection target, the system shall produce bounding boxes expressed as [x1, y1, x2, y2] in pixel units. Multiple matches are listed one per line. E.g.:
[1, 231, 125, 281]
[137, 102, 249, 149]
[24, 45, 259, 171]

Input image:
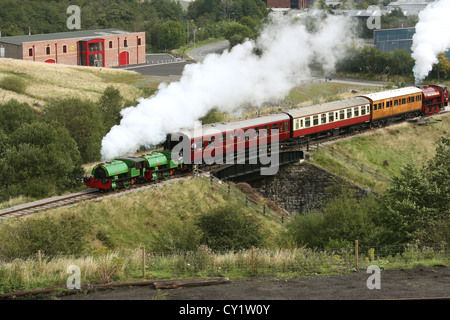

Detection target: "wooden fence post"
[251, 246, 255, 275]
[355, 240, 359, 270]
[37, 250, 42, 274]
[142, 247, 146, 278]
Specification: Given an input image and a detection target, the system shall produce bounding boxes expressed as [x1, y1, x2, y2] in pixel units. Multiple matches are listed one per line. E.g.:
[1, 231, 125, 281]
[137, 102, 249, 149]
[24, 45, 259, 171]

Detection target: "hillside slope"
[0, 58, 157, 107]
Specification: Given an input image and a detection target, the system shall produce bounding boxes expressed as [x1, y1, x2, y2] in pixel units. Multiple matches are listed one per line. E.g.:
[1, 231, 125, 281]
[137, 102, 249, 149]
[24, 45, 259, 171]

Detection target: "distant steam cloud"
[411, 0, 450, 84]
[101, 13, 355, 160]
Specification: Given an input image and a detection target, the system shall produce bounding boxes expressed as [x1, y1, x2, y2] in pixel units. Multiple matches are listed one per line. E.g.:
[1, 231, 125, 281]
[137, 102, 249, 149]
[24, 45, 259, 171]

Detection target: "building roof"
[0, 29, 136, 46]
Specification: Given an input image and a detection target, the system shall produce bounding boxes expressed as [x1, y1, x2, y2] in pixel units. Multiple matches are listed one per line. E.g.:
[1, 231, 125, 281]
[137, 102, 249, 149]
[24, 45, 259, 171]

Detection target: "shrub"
[0, 75, 27, 94]
[0, 214, 93, 260]
[150, 219, 203, 253]
[196, 205, 264, 251]
[0, 99, 38, 134]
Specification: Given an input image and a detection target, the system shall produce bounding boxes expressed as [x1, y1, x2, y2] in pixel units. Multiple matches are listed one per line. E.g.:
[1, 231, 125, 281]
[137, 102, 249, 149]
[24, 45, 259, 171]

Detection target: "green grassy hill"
[311, 112, 450, 193]
[0, 58, 159, 108]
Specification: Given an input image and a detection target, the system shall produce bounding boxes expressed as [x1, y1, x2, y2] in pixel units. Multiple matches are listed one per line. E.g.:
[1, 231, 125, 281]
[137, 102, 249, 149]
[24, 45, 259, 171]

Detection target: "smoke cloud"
[101, 13, 355, 160]
[411, 0, 450, 84]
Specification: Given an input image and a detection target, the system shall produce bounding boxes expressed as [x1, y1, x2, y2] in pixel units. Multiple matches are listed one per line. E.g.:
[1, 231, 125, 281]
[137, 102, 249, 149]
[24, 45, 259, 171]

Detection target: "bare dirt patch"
[58, 266, 449, 300]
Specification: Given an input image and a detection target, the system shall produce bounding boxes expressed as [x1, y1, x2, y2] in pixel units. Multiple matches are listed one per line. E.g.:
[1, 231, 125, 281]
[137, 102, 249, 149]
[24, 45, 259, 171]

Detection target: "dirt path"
[59, 266, 449, 300]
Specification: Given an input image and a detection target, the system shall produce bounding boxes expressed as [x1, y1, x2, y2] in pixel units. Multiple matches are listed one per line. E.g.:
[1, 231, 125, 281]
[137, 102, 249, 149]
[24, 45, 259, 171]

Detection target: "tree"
[158, 20, 186, 50]
[0, 99, 37, 134]
[99, 86, 124, 130]
[43, 98, 106, 163]
[376, 137, 450, 244]
[0, 121, 83, 200]
[224, 22, 254, 47]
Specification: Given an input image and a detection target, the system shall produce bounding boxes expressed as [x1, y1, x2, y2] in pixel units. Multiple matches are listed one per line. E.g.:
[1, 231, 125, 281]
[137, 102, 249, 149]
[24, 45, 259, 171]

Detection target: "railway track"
[1, 111, 447, 221]
[0, 172, 195, 220]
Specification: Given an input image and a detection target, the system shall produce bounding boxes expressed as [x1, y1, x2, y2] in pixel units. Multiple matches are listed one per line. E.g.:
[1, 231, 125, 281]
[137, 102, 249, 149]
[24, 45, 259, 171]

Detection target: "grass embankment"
[1, 177, 448, 295]
[311, 112, 450, 193]
[0, 58, 160, 108]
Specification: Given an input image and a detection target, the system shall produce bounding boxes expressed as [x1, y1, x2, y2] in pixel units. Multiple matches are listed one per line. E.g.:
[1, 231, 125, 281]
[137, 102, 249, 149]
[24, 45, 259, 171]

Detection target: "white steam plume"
[101, 13, 355, 160]
[411, 0, 450, 84]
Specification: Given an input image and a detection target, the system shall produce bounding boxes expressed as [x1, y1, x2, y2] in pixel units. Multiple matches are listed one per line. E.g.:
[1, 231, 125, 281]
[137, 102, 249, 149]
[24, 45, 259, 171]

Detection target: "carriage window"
[262, 125, 269, 136]
[411, 96, 415, 102]
[361, 106, 366, 115]
[354, 107, 359, 117]
[367, 105, 370, 113]
[313, 115, 319, 126]
[347, 109, 352, 119]
[294, 120, 299, 130]
[329, 112, 334, 122]
[339, 110, 345, 120]
[305, 117, 311, 127]
[394, 100, 398, 106]
[402, 98, 406, 104]
[321, 114, 327, 124]
[373, 104, 377, 111]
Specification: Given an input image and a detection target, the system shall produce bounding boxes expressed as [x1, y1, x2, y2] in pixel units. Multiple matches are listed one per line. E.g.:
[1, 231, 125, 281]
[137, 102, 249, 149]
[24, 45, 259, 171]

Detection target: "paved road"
[188, 40, 230, 62]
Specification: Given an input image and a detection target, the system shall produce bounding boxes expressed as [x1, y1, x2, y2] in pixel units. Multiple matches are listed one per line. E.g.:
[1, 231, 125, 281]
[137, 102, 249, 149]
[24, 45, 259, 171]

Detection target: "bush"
[150, 219, 203, 253]
[43, 97, 106, 162]
[0, 214, 92, 260]
[286, 191, 379, 249]
[196, 205, 263, 251]
[0, 121, 84, 201]
[0, 75, 27, 94]
[0, 99, 38, 134]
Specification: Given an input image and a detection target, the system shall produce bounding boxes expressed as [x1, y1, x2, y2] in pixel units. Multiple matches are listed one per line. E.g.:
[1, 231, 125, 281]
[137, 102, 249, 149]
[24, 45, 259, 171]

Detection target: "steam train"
[84, 84, 448, 191]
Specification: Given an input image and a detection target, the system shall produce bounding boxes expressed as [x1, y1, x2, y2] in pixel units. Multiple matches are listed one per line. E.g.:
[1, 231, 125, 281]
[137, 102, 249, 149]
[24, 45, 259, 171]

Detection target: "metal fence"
[197, 173, 291, 224]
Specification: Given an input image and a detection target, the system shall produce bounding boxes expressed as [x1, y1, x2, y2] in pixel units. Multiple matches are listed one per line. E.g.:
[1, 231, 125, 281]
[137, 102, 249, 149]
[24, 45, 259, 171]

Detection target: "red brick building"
[266, 0, 309, 9]
[0, 29, 146, 68]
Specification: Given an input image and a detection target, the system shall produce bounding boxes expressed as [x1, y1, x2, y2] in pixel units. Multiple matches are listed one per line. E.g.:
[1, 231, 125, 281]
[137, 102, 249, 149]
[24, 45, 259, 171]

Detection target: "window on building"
[28, 48, 33, 57]
[63, 45, 67, 53]
[109, 41, 113, 49]
[124, 39, 128, 47]
[137, 38, 141, 46]
[46, 46, 51, 55]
